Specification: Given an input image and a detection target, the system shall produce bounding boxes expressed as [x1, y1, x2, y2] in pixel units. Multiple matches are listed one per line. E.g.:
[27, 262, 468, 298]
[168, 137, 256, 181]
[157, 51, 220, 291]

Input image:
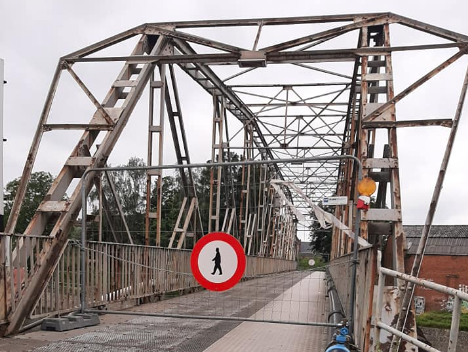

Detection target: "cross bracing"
[1, 13, 468, 351]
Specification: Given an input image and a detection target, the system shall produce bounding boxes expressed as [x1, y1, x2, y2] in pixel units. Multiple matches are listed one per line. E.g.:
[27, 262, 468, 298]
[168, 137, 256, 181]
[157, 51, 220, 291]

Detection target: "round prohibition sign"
[190, 232, 246, 291]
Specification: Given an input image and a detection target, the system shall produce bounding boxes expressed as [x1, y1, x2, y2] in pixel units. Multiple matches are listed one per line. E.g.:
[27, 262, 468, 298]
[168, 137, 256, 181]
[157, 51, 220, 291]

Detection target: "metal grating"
[31, 317, 237, 352]
[29, 271, 331, 351]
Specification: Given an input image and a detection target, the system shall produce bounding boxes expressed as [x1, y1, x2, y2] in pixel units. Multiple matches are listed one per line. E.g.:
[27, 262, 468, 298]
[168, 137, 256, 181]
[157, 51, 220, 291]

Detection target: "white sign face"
[191, 232, 246, 291]
[322, 196, 348, 206]
[197, 240, 238, 283]
[308, 259, 316, 266]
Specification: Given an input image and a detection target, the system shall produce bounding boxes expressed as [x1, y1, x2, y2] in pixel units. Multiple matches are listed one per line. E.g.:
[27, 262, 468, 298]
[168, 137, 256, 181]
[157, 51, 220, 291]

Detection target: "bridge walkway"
[0, 271, 331, 352]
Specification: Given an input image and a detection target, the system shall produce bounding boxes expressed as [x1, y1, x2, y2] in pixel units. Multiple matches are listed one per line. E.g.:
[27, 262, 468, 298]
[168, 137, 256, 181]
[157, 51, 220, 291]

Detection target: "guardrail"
[328, 246, 377, 351]
[0, 235, 297, 323]
[375, 263, 468, 352]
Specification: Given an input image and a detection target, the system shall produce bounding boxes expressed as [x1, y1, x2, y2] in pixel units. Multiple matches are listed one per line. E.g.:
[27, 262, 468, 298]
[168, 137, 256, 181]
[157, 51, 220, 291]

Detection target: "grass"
[416, 311, 468, 331]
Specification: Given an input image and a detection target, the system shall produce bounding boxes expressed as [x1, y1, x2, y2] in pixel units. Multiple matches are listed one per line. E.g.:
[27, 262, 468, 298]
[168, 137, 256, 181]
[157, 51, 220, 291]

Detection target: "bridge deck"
[1, 271, 331, 352]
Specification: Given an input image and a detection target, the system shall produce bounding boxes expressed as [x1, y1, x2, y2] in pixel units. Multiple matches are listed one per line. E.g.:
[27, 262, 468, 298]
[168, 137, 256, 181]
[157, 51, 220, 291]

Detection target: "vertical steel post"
[155, 64, 167, 246]
[80, 175, 87, 313]
[375, 251, 385, 351]
[348, 166, 362, 335]
[448, 296, 461, 352]
[145, 72, 155, 246]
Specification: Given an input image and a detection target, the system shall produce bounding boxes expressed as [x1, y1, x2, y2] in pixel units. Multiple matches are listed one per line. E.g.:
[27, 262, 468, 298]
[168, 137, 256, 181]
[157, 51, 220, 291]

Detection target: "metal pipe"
[381, 267, 468, 301]
[375, 251, 385, 349]
[84, 308, 341, 328]
[347, 165, 362, 336]
[377, 322, 441, 352]
[79, 155, 363, 314]
[81, 156, 362, 175]
[326, 272, 345, 330]
[448, 296, 461, 352]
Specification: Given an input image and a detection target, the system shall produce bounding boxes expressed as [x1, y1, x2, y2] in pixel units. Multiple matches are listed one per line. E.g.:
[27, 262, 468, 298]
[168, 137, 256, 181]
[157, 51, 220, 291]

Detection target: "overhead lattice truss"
[3, 13, 468, 340]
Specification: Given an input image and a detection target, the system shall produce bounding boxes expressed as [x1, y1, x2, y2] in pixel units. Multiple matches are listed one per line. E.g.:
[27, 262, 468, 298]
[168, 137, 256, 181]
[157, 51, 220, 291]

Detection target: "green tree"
[193, 152, 244, 237]
[89, 157, 148, 243]
[4, 171, 54, 234]
[159, 174, 185, 246]
[309, 204, 334, 260]
[309, 225, 332, 258]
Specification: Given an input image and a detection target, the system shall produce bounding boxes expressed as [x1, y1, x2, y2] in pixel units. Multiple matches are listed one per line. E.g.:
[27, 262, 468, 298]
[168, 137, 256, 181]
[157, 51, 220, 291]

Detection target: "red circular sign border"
[190, 232, 246, 292]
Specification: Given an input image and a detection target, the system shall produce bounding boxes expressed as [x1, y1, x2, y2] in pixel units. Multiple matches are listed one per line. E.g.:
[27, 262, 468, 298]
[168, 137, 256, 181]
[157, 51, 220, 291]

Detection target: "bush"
[416, 311, 468, 331]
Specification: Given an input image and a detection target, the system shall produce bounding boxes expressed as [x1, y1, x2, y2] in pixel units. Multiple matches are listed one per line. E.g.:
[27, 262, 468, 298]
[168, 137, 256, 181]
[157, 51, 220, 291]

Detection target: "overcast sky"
[1, 0, 468, 234]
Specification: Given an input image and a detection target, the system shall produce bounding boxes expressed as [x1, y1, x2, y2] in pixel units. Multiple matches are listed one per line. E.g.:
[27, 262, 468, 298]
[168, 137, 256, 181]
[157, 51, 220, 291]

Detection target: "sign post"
[190, 232, 246, 291]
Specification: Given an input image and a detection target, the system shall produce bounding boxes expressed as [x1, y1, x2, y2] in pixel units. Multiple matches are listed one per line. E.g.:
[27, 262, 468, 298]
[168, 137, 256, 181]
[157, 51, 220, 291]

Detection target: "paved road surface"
[0, 271, 331, 352]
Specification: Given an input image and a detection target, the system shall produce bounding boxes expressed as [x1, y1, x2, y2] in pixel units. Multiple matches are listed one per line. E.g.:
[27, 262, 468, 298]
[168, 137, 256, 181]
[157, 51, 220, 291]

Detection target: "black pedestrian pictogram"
[211, 248, 223, 275]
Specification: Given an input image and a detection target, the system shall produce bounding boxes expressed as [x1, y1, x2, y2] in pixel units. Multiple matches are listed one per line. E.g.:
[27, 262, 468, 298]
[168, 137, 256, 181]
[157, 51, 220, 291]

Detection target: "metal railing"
[375, 259, 468, 352]
[0, 234, 297, 322]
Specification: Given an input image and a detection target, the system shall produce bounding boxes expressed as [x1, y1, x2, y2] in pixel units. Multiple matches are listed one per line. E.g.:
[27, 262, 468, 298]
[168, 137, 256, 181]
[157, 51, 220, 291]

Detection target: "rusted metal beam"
[165, 65, 204, 237]
[146, 26, 246, 53]
[147, 13, 389, 29]
[42, 124, 113, 131]
[4, 35, 170, 337]
[63, 25, 144, 59]
[65, 43, 467, 65]
[261, 15, 392, 53]
[64, 64, 114, 125]
[391, 13, 468, 42]
[4, 62, 62, 235]
[394, 62, 468, 350]
[229, 83, 350, 87]
[172, 39, 284, 181]
[364, 48, 468, 122]
[362, 118, 452, 129]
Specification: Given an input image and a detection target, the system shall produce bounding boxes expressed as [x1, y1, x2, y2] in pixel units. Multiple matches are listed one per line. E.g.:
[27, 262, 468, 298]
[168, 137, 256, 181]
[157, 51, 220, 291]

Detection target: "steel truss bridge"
[2, 12, 468, 352]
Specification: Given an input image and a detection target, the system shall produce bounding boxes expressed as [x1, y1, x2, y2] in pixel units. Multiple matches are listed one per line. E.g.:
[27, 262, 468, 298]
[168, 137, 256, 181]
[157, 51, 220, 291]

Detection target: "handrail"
[376, 258, 465, 352]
